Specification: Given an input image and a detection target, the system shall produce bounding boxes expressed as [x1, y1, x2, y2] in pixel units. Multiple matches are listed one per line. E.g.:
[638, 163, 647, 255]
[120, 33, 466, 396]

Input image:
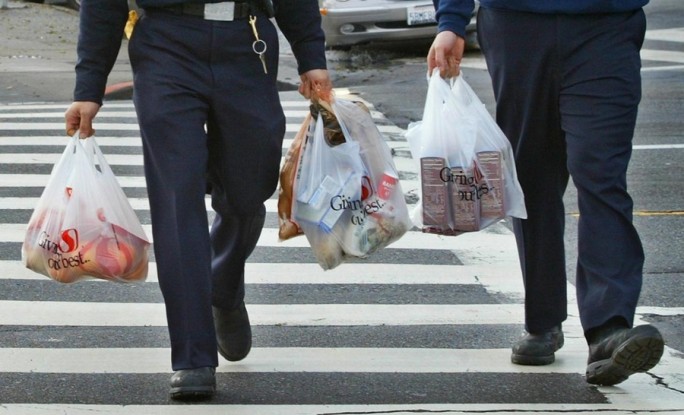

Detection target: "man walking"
[427, 0, 664, 386]
[65, 0, 332, 399]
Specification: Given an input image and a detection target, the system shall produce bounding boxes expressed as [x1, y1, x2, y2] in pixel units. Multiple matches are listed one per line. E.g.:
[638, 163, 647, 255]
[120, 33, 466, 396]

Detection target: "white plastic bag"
[406, 71, 526, 235]
[22, 134, 150, 283]
[294, 98, 412, 270]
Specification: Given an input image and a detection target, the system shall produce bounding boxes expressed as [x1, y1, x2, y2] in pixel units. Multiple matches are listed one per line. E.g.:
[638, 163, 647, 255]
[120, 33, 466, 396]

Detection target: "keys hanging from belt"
[248, 15, 268, 74]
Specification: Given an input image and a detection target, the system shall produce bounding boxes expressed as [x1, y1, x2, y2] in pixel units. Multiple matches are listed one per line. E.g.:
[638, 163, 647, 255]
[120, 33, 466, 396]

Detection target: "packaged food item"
[291, 98, 411, 270]
[476, 151, 505, 220]
[449, 166, 481, 232]
[420, 157, 449, 230]
[406, 72, 527, 235]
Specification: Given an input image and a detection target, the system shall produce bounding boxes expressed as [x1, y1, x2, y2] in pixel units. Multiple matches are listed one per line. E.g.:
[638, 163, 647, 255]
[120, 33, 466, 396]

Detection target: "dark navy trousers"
[128, 9, 285, 370]
[477, 8, 647, 335]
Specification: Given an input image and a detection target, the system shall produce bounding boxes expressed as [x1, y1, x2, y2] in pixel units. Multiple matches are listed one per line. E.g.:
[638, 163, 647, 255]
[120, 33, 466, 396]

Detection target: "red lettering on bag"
[361, 175, 373, 200]
[59, 228, 79, 253]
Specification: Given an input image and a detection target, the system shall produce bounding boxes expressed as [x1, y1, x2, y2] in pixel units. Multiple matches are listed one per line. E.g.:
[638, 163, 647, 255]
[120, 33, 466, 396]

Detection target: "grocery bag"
[405, 71, 527, 235]
[22, 134, 150, 283]
[293, 98, 411, 270]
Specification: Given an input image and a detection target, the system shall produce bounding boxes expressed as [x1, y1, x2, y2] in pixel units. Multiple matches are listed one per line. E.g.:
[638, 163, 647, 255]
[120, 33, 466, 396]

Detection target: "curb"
[103, 81, 134, 101]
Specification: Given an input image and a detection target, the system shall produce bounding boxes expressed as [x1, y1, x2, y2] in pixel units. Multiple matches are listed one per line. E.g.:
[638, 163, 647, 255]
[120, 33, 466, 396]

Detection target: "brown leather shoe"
[213, 302, 252, 362]
[586, 324, 664, 386]
[169, 367, 216, 400]
[511, 325, 564, 365]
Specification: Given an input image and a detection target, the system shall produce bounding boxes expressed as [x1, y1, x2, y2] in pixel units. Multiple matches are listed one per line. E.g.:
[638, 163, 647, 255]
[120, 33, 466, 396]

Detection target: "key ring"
[252, 40, 267, 55]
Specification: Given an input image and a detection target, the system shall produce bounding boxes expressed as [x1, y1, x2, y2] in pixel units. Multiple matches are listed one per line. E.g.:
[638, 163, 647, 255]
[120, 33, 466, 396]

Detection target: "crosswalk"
[1, 92, 683, 413]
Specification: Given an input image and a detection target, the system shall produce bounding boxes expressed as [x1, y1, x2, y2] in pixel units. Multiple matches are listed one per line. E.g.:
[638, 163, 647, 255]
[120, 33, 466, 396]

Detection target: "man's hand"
[298, 69, 333, 102]
[64, 101, 101, 138]
[427, 30, 466, 78]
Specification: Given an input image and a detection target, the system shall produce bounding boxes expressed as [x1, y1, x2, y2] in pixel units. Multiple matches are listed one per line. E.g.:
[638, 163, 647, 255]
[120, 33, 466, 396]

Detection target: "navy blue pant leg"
[128, 10, 283, 370]
[478, 8, 569, 333]
[560, 11, 646, 331]
[205, 14, 284, 309]
[478, 8, 646, 334]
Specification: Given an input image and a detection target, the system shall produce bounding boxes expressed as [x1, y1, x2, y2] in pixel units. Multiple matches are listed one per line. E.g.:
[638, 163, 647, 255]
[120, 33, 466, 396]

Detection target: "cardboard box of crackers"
[420, 150, 505, 235]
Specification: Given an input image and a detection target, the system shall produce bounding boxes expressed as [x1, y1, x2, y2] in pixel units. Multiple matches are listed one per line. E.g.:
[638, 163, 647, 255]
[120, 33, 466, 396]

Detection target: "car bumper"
[320, 2, 477, 47]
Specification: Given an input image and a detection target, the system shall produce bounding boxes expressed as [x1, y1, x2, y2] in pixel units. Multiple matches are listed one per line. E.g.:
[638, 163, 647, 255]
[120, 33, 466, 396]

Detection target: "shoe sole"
[170, 386, 216, 400]
[511, 353, 555, 366]
[511, 335, 564, 366]
[586, 326, 664, 386]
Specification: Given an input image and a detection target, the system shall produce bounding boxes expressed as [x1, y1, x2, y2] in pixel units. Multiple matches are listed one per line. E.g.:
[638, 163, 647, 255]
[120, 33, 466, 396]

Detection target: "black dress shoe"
[213, 302, 252, 362]
[586, 324, 664, 386]
[169, 367, 216, 400]
[511, 325, 564, 365]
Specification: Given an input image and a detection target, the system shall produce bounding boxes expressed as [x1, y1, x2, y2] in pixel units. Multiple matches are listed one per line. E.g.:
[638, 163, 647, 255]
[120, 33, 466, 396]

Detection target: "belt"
[156, 1, 252, 21]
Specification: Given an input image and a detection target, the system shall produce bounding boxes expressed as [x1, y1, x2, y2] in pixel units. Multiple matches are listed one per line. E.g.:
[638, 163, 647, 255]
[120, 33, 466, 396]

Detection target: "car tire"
[326, 45, 353, 52]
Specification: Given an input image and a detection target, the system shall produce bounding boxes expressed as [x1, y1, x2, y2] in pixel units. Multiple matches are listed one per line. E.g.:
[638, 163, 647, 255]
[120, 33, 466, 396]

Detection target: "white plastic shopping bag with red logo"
[292, 98, 411, 270]
[22, 133, 150, 283]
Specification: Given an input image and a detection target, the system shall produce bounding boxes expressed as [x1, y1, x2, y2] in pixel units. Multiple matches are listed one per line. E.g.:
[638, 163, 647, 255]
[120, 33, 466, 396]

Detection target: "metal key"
[248, 15, 268, 74]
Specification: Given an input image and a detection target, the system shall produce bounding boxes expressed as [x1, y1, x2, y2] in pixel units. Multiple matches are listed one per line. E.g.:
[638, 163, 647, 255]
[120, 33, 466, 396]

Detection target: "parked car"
[319, 0, 479, 49]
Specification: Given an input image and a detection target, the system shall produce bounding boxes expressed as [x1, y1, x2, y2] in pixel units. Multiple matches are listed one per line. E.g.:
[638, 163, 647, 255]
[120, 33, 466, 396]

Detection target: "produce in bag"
[22, 135, 150, 283]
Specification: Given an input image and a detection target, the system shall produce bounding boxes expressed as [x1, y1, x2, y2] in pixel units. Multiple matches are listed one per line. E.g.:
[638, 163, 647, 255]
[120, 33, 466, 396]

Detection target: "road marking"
[0, 111, 139, 119]
[645, 27, 684, 43]
[2, 138, 682, 150]
[1, 299, 679, 327]
[641, 49, 684, 64]
[570, 211, 684, 217]
[0, 110, 311, 119]
[0, 403, 681, 415]
[0, 152, 144, 165]
[0, 260, 521, 285]
[0, 143, 679, 166]
[0, 301, 525, 326]
[1, 82, 682, 413]
[9, 222, 524, 268]
[0, 122, 396, 135]
[0, 122, 140, 131]
[2, 343, 683, 375]
[642, 64, 684, 72]
[0, 136, 141, 146]
[0, 173, 146, 187]
[0, 345, 615, 374]
[633, 144, 684, 150]
[0, 101, 310, 110]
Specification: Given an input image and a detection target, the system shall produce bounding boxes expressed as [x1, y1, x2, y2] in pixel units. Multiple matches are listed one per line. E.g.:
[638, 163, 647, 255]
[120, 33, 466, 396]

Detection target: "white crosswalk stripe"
[0, 91, 682, 414]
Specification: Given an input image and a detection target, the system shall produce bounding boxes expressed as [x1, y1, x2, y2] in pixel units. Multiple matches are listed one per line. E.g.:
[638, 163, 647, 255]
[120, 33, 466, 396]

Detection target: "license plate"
[407, 5, 436, 26]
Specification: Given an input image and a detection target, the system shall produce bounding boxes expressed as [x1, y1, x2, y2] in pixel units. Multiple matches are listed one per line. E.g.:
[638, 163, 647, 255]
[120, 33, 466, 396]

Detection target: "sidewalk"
[0, 1, 303, 103]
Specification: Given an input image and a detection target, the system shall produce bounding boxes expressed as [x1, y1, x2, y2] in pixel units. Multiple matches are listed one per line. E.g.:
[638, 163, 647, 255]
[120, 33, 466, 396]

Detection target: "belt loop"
[238, 2, 252, 18]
